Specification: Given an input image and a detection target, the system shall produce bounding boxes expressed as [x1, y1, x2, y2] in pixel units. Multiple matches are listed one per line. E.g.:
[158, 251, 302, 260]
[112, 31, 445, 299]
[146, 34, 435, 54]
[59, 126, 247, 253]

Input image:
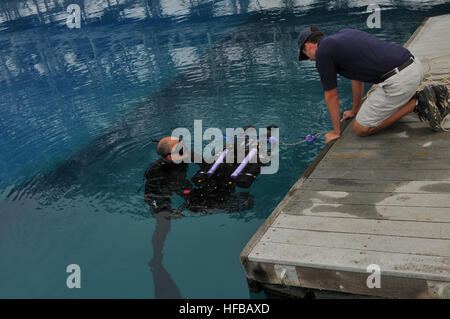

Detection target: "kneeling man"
[297, 26, 448, 143]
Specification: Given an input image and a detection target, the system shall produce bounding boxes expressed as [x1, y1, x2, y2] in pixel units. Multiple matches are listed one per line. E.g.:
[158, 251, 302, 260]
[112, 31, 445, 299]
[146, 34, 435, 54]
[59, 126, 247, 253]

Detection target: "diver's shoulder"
[144, 159, 165, 178]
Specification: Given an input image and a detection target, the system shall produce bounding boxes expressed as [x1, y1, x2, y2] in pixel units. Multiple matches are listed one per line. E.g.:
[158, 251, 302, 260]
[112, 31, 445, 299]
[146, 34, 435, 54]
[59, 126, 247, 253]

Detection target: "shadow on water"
[149, 210, 182, 298]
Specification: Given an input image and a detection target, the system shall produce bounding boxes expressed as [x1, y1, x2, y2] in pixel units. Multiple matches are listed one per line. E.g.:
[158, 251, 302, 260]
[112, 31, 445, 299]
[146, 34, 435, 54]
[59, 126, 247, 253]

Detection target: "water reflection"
[1, 0, 448, 30]
[0, 0, 312, 29]
[0, 7, 232, 189]
[2, 14, 298, 213]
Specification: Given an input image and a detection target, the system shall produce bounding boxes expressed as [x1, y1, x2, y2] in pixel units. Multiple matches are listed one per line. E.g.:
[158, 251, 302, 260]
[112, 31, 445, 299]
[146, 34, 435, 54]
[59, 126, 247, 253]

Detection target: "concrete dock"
[240, 15, 450, 299]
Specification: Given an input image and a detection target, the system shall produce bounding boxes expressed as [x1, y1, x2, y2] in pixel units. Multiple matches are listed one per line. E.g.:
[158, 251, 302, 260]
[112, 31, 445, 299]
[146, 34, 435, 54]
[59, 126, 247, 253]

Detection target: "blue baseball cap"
[298, 26, 322, 61]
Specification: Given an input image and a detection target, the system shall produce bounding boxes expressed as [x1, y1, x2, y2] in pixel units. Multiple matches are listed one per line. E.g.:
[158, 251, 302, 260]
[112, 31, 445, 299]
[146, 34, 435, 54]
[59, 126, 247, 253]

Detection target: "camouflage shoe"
[414, 85, 442, 132]
[432, 84, 449, 118]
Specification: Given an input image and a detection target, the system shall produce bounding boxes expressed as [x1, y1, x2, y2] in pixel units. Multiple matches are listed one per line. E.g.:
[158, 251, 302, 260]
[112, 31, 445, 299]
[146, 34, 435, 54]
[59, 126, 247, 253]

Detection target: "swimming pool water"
[1, 0, 449, 298]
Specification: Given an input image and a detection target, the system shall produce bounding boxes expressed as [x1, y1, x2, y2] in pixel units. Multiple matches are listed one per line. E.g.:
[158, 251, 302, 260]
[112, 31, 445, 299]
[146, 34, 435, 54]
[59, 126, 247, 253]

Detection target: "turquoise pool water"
[0, 0, 449, 298]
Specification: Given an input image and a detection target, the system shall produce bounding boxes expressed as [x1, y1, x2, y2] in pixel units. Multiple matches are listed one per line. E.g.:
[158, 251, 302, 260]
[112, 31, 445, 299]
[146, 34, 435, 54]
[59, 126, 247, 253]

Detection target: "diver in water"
[143, 126, 276, 298]
[144, 136, 191, 219]
[145, 125, 277, 216]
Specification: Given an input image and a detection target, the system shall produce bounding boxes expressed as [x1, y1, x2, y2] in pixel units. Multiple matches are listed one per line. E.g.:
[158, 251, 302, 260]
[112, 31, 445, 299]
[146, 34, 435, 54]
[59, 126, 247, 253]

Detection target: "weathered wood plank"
[319, 158, 450, 170]
[273, 214, 450, 239]
[244, 260, 435, 298]
[279, 266, 432, 298]
[289, 190, 450, 208]
[261, 228, 450, 257]
[332, 135, 450, 149]
[248, 242, 450, 282]
[308, 168, 450, 181]
[297, 178, 450, 194]
[282, 201, 450, 223]
[318, 149, 450, 169]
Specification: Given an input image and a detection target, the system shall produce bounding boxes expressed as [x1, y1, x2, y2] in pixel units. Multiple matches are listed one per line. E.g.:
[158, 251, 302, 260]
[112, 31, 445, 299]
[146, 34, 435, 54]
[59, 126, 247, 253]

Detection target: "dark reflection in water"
[149, 210, 182, 298]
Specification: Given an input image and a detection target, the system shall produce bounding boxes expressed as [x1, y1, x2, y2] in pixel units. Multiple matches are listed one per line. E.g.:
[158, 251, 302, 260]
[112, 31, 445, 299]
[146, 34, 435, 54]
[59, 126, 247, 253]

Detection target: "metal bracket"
[274, 265, 300, 286]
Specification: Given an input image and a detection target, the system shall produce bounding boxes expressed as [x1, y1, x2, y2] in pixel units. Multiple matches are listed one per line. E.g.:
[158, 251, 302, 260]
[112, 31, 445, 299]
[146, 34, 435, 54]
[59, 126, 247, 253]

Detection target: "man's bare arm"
[341, 80, 364, 122]
[324, 88, 341, 135]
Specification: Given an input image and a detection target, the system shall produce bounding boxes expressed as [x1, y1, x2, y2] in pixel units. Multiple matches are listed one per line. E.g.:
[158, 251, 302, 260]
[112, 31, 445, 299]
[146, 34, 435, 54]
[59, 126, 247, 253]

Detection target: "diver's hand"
[341, 110, 355, 122]
[168, 209, 185, 219]
[325, 131, 340, 144]
[158, 208, 185, 220]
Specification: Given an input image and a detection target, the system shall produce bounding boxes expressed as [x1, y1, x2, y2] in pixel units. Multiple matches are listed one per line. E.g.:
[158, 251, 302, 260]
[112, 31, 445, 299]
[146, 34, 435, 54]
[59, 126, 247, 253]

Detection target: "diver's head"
[157, 136, 188, 163]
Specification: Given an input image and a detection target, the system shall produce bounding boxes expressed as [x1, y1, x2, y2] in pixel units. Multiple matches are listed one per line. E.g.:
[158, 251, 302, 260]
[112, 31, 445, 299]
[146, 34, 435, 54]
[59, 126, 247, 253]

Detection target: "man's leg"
[353, 97, 417, 136]
[354, 58, 425, 137]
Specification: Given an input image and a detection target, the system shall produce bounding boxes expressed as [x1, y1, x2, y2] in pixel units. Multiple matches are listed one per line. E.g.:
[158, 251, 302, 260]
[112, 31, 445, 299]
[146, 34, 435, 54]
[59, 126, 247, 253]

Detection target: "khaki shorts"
[356, 58, 424, 128]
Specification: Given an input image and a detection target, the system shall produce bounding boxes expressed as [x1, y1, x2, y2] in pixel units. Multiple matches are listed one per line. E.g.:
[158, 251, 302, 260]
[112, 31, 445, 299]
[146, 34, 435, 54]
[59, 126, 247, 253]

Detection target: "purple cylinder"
[207, 149, 228, 176]
[231, 148, 257, 178]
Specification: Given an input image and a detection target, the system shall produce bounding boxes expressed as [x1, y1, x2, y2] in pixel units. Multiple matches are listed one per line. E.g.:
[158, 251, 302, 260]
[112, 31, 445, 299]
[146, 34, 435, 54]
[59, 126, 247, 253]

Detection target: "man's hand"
[325, 131, 340, 144]
[341, 110, 355, 122]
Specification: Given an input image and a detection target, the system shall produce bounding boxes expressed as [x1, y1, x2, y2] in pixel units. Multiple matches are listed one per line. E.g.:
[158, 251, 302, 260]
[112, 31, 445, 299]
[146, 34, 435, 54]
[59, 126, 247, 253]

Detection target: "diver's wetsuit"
[144, 159, 192, 214]
[143, 157, 256, 214]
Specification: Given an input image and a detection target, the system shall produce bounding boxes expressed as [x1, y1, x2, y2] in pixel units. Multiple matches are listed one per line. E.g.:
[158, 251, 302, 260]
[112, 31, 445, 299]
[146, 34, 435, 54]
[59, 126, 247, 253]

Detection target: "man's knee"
[353, 120, 370, 137]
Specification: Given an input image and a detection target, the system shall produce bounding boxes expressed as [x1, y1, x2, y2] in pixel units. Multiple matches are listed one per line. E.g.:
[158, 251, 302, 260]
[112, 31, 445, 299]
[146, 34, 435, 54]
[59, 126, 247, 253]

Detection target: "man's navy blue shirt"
[315, 29, 412, 91]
